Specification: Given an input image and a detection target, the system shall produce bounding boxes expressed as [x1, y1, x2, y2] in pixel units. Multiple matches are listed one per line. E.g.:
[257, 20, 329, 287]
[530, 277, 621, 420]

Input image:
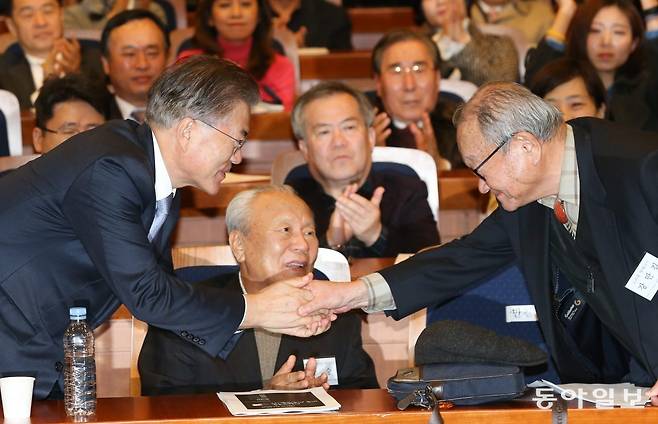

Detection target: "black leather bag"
[388, 363, 526, 408]
[387, 320, 548, 410]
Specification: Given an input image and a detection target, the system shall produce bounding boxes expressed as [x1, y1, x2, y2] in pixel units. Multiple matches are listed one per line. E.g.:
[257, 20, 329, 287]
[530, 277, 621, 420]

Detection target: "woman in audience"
[525, 0, 658, 131]
[178, 0, 295, 111]
[421, 0, 519, 85]
[527, 58, 606, 120]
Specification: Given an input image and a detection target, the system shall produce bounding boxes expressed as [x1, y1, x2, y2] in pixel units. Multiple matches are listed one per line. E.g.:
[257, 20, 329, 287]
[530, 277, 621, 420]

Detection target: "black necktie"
[148, 194, 173, 242]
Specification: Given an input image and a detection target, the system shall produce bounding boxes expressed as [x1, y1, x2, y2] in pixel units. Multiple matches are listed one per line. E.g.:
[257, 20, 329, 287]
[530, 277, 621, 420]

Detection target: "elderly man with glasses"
[299, 81, 658, 402]
[0, 56, 332, 400]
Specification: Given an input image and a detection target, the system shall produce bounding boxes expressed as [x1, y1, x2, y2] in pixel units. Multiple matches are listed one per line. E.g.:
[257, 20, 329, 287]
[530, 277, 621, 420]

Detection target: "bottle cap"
[69, 307, 87, 320]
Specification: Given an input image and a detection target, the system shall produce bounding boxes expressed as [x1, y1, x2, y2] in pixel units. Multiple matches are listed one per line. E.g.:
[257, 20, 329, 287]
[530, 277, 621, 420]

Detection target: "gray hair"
[453, 82, 563, 149]
[291, 81, 375, 140]
[226, 185, 298, 234]
[146, 55, 260, 128]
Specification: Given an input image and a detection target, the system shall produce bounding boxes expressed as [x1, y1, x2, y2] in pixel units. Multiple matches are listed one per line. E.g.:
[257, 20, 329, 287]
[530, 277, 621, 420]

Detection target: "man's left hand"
[335, 185, 385, 247]
[409, 112, 450, 171]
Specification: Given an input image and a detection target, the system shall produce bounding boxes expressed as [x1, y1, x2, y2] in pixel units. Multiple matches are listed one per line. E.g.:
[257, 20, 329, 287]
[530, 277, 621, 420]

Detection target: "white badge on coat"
[303, 357, 338, 386]
[625, 252, 658, 301]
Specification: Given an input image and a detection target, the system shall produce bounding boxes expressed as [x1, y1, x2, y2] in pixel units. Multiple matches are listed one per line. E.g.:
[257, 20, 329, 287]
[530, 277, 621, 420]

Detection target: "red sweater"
[177, 37, 296, 111]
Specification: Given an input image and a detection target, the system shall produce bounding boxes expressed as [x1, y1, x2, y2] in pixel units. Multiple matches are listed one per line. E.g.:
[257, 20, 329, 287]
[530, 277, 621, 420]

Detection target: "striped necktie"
[148, 194, 173, 242]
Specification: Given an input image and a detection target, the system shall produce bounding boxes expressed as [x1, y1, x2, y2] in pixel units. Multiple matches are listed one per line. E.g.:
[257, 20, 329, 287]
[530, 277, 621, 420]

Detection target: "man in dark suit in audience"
[100, 10, 169, 122]
[369, 29, 463, 170]
[139, 185, 378, 394]
[0, 56, 331, 400]
[32, 73, 108, 153]
[300, 82, 658, 402]
[0, 0, 104, 109]
[287, 81, 440, 258]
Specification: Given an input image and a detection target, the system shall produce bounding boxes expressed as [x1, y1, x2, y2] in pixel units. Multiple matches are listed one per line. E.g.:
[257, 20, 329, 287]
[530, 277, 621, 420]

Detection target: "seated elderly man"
[32, 73, 108, 154]
[138, 185, 378, 394]
[287, 81, 440, 258]
[0, 0, 104, 109]
[369, 29, 463, 170]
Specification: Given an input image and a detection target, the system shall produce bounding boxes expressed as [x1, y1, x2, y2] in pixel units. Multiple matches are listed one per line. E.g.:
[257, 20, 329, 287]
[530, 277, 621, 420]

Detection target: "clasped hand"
[242, 273, 336, 337]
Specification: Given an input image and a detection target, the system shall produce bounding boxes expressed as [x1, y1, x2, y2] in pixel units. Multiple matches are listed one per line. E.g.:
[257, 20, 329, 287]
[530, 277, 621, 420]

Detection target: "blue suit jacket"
[0, 120, 244, 398]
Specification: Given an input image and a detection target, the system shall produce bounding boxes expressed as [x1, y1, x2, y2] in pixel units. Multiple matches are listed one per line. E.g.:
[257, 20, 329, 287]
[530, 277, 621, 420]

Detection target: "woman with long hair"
[525, 0, 658, 131]
[178, 0, 295, 110]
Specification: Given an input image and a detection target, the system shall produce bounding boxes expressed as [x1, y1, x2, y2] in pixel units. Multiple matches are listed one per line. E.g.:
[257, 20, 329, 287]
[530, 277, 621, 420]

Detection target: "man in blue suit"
[0, 56, 330, 399]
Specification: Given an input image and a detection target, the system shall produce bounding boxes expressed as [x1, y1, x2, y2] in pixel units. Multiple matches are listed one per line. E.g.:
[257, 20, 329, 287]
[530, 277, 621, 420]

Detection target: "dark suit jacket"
[286, 169, 440, 257]
[379, 118, 658, 384]
[0, 120, 244, 398]
[283, 0, 352, 51]
[138, 273, 378, 394]
[0, 40, 104, 110]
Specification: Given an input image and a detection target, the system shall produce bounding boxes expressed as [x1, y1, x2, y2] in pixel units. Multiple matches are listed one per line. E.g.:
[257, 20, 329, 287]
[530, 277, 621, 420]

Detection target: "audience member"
[370, 29, 462, 170]
[63, 0, 167, 31]
[421, 0, 519, 85]
[0, 0, 104, 109]
[287, 81, 440, 258]
[527, 58, 606, 121]
[300, 82, 658, 399]
[178, 0, 295, 111]
[525, 0, 658, 131]
[100, 9, 169, 122]
[0, 56, 331, 400]
[32, 73, 108, 153]
[139, 185, 378, 394]
[268, 0, 352, 50]
[470, 0, 555, 45]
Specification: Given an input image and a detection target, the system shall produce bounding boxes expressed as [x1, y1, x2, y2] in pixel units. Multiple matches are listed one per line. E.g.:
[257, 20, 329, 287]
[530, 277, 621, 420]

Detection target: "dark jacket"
[0, 40, 104, 110]
[380, 118, 658, 384]
[139, 273, 378, 394]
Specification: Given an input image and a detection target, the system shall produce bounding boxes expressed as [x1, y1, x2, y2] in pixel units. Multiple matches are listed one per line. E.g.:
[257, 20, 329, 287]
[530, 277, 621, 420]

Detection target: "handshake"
[240, 273, 369, 337]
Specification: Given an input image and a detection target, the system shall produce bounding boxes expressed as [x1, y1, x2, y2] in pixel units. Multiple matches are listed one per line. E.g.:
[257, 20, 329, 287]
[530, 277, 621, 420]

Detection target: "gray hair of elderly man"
[290, 81, 375, 141]
[225, 185, 300, 235]
[453, 82, 563, 151]
[146, 55, 260, 129]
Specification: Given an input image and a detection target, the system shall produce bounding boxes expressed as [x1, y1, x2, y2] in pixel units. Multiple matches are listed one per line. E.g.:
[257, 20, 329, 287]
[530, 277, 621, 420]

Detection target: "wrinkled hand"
[242, 273, 336, 337]
[299, 280, 369, 317]
[647, 380, 658, 405]
[335, 184, 385, 247]
[268, 355, 330, 390]
[372, 108, 391, 146]
[272, 18, 307, 48]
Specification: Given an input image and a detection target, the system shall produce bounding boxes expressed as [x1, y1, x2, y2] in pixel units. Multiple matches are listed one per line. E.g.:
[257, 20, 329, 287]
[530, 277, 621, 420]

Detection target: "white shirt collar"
[151, 130, 175, 201]
[114, 94, 141, 120]
[24, 52, 45, 92]
[392, 118, 424, 130]
[238, 272, 248, 294]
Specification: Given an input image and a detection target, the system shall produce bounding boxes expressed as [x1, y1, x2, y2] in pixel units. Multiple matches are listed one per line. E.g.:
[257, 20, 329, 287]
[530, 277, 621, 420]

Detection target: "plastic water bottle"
[63, 307, 96, 419]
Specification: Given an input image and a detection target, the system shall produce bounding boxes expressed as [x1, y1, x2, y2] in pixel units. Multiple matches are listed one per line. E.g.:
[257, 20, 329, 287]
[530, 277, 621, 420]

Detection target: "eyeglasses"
[42, 124, 100, 137]
[196, 119, 247, 156]
[472, 133, 515, 180]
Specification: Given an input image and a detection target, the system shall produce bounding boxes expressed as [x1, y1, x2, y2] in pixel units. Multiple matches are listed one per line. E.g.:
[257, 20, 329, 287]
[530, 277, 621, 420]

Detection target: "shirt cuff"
[235, 294, 247, 334]
[545, 38, 566, 52]
[360, 272, 397, 313]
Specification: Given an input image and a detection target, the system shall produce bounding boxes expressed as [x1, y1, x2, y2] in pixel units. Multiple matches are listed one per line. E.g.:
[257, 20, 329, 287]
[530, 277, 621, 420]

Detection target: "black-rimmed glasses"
[196, 119, 247, 155]
[472, 133, 515, 180]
